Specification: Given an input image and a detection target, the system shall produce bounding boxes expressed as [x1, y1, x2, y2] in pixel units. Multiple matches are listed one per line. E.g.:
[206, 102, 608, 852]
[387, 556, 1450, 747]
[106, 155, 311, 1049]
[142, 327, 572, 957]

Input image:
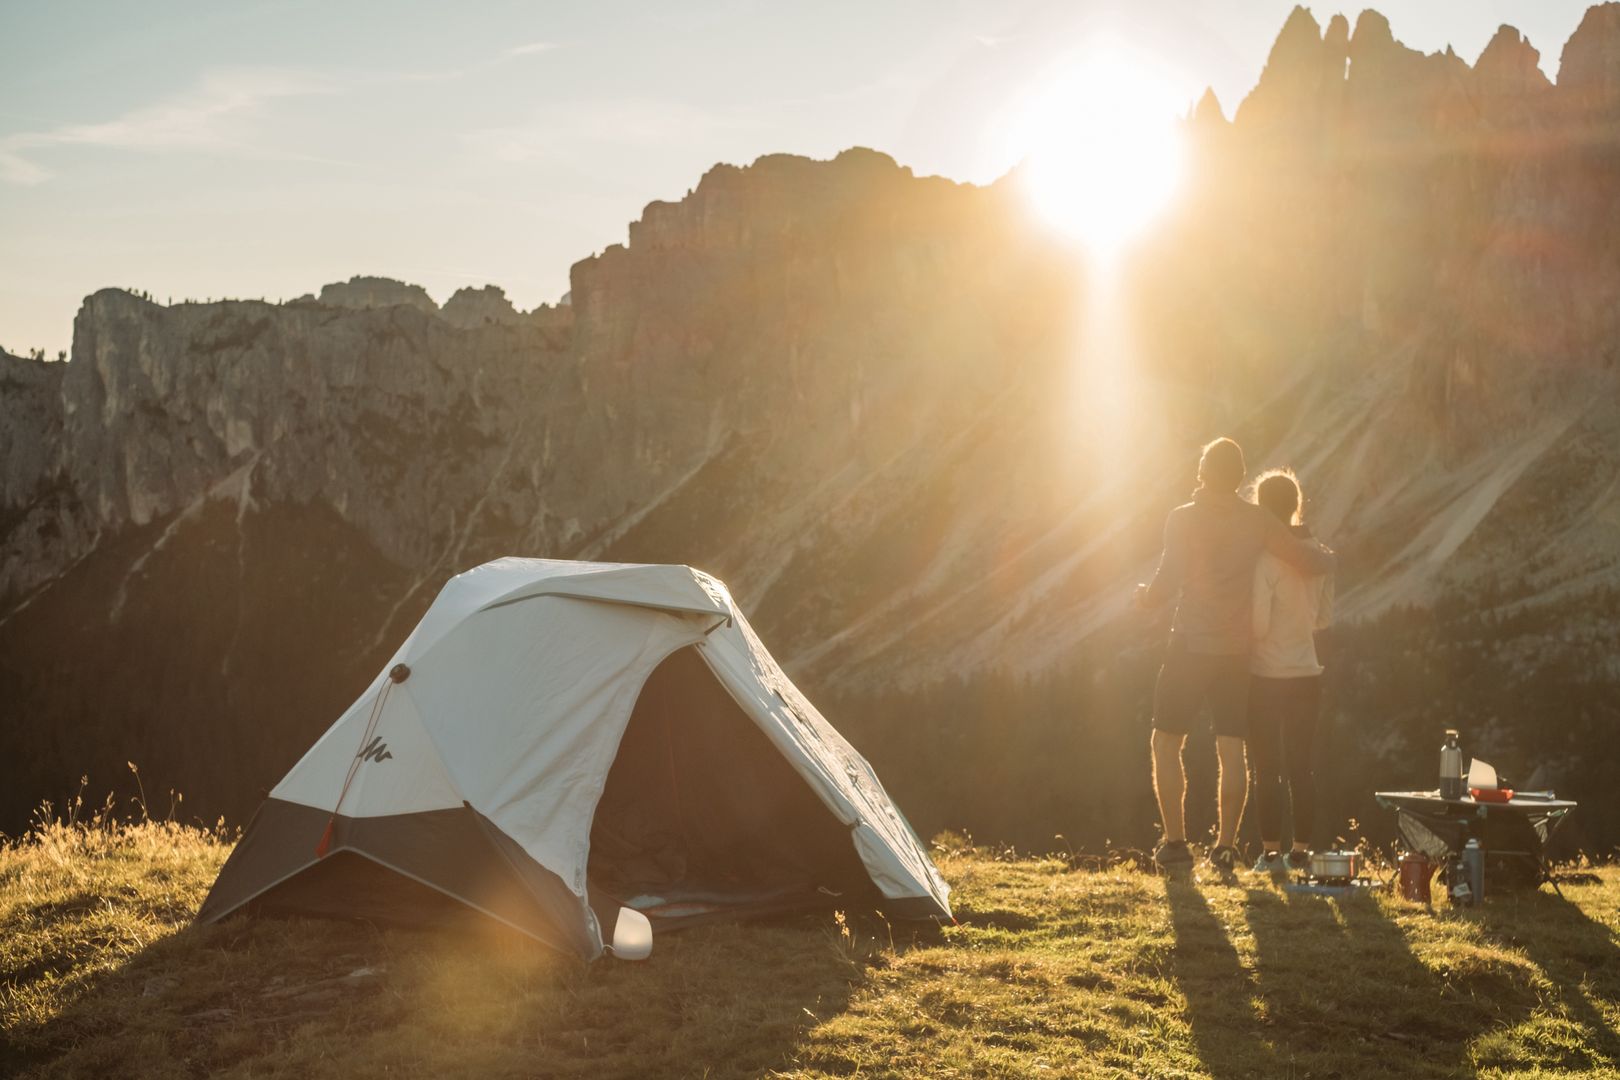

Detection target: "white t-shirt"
[1251, 546, 1334, 678]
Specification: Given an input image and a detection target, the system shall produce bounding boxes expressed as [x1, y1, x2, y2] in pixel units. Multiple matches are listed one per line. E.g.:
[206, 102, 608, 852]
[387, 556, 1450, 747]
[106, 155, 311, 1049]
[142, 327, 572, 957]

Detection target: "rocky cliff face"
[1211, 4, 1620, 377]
[3, 7, 1618, 847]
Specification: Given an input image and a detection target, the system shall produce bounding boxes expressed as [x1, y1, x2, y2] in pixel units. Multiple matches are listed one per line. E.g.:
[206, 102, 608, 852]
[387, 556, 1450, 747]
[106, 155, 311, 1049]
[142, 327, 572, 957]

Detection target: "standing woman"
[1248, 468, 1334, 874]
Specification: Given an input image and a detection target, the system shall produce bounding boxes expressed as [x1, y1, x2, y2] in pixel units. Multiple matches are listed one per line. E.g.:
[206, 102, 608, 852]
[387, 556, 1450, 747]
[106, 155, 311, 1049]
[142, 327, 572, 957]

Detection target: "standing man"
[1134, 438, 1335, 874]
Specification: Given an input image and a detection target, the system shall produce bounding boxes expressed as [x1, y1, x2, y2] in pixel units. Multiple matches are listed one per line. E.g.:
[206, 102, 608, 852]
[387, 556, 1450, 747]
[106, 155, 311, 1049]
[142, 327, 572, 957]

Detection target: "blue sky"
[0, 0, 1594, 356]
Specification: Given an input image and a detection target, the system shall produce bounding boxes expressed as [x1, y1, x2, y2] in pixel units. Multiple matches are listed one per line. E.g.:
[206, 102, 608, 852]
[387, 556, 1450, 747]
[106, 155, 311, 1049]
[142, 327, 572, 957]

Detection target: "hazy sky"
[0, 0, 1595, 356]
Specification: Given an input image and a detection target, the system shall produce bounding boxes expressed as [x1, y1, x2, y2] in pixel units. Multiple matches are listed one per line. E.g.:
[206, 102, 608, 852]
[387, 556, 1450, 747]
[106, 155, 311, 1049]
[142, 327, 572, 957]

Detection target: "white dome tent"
[197, 558, 951, 960]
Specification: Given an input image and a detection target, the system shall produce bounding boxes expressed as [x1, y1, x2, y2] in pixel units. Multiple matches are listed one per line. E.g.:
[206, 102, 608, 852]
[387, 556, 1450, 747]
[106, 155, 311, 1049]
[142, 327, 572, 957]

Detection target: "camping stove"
[1284, 877, 1381, 898]
[1282, 850, 1382, 898]
[1307, 850, 1359, 883]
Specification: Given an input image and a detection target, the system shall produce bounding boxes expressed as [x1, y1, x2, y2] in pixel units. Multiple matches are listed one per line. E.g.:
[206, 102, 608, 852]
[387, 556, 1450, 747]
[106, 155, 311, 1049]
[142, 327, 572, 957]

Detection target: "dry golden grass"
[3, 813, 1617, 1079]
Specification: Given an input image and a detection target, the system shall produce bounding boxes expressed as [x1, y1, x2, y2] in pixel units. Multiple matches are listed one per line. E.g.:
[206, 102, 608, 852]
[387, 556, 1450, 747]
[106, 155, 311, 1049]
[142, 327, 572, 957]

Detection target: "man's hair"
[1197, 437, 1245, 492]
[1254, 467, 1302, 526]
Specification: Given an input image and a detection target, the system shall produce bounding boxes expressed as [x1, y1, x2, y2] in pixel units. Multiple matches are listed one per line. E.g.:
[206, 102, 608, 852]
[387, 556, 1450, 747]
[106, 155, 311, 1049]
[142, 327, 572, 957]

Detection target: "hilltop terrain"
[3, 5, 1620, 850]
[2, 818, 1617, 1078]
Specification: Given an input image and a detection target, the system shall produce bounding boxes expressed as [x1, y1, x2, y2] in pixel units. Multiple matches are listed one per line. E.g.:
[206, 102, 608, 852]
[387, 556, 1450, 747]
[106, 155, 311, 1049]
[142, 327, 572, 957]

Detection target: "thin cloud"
[467, 98, 761, 163]
[0, 68, 336, 185]
[381, 40, 566, 84]
[0, 44, 572, 183]
[504, 41, 560, 59]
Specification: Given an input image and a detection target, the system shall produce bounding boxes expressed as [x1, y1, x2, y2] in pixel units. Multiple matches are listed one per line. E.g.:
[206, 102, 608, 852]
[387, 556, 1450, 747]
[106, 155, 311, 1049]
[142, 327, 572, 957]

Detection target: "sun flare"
[1014, 43, 1190, 257]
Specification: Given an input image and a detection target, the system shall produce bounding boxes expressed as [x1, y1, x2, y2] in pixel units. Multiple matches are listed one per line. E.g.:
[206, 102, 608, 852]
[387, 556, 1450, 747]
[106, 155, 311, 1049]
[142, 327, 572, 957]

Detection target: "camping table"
[1374, 790, 1577, 894]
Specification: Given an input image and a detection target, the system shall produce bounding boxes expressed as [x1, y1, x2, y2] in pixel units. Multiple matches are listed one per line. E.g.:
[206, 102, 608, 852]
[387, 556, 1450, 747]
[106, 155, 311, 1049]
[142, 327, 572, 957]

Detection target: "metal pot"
[1309, 850, 1359, 881]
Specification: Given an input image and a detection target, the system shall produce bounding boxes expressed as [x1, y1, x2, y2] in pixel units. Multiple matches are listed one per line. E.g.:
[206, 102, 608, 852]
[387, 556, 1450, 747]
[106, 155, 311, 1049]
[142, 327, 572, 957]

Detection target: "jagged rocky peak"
[1345, 9, 1427, 84]
[317, 276, 439, 314]
[1348, 11, 1484, 134]
[1273, 5, 1327, 61]
[83, 286, 161, 313]
[1475, 25, 1551, 94]
[440, 284, 521, 328]
[1234, 5, 1346, 128]
[1191, 87, 1228, 127]
[1235, 4, 1565, 134]
[623, 147, 918, 254]
[1324, 12, 1350, 55]
[570, 146, 958, 330]
[1560, 2, 1620, 111]
[1349, 8, 1395, 52]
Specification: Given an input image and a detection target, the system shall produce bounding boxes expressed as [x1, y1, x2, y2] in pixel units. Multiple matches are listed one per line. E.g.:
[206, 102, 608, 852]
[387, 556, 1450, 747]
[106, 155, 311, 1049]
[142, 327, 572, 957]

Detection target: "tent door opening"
[587, 645, 874, 927]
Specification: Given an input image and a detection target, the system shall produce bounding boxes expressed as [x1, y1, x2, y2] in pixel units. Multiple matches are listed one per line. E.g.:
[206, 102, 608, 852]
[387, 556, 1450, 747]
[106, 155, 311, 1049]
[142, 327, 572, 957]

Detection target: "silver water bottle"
[1463, 838, 1485, 903]
[1447, 854, 1473, 906]
[1439, 729, 1466, 800]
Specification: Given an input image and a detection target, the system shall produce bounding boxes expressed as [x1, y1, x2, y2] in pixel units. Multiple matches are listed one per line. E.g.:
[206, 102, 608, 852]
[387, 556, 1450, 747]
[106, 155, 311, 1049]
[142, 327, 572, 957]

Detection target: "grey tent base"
[196, 798, 604, 959]
[197, 795, 946, 954]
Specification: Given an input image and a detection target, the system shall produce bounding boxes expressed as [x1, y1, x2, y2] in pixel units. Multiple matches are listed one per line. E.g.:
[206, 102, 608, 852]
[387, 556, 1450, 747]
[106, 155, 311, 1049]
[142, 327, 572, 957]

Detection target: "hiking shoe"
[1253, 851, 1287, 876]
[1209, 845, 1241, 874]
[1285, 849, 1312, 873]
[1153, 840, 1194, 871]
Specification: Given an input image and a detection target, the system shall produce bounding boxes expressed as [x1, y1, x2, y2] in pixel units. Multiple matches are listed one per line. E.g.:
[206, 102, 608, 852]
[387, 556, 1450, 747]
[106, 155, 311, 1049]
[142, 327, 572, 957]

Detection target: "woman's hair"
[1254, 467, 1303, 526]
[1197, 437, 1246, 492]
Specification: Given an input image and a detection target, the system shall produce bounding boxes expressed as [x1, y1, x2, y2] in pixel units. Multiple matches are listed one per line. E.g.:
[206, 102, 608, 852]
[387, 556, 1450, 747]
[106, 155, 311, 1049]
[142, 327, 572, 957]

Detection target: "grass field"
[3, 814, 1617, 1079]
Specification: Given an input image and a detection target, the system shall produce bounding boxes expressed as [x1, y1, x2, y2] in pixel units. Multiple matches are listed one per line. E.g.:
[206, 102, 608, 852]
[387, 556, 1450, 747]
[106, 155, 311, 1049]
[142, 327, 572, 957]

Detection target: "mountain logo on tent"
[357, 736, 394, 764]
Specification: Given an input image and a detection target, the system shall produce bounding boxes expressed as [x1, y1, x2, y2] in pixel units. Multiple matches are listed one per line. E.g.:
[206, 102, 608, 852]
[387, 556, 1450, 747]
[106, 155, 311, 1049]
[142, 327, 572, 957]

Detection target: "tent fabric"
[198, 798, 595, 955]
[698, 606, 952, 911]
[197, 558, 952, 959]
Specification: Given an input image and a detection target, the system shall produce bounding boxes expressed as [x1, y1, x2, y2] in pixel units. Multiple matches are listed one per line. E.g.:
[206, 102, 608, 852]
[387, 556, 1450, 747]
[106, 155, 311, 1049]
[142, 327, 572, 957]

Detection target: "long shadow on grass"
[1244, 888, 1479, 1079]
[1164, 877, 1280, 1080]
[0, 917, 398, 1077]
[1477, 887, 1620, 1070]
[5, 911, 875, 1080]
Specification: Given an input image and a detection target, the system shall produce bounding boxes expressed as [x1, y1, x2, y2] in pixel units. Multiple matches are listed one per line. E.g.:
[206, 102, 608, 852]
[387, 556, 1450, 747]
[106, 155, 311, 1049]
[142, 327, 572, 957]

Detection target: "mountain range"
[4, 4, 1618, 850]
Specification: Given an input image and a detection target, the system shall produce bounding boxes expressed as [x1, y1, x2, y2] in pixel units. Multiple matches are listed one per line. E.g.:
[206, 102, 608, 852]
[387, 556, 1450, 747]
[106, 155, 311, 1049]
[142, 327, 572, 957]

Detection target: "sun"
[1013, 42, 1190, 258]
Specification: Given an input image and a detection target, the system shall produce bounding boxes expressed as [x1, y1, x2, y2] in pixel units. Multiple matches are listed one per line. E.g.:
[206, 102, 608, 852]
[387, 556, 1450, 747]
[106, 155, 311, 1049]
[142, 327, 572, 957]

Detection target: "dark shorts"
[1152, 638, 1250, 738]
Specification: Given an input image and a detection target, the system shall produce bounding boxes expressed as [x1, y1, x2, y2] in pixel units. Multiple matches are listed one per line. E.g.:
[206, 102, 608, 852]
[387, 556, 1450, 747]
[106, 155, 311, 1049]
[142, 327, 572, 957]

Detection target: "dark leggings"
[1248, 675, 1322, 847]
